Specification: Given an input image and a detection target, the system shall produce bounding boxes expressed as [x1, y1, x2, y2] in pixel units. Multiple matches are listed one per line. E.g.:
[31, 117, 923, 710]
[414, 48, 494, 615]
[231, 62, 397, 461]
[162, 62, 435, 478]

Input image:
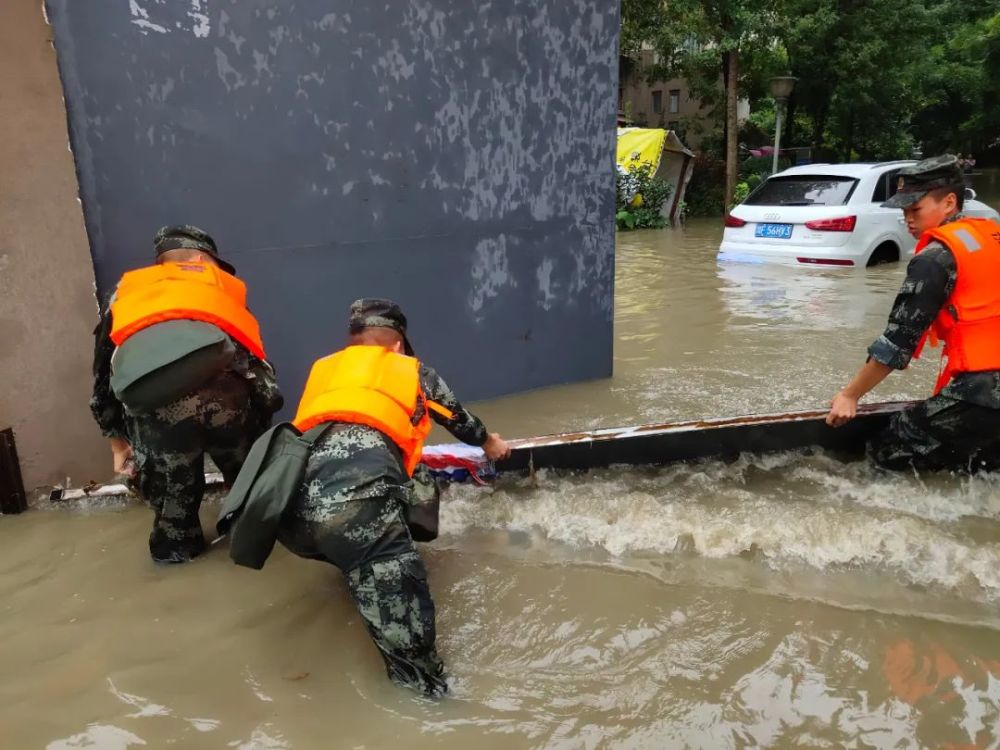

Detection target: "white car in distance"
[718, 161, 1000, 267]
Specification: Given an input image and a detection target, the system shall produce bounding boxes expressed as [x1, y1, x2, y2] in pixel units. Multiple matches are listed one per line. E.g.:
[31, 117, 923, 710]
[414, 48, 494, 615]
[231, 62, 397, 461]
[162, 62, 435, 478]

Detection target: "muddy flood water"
[3, 177, 1000, 748]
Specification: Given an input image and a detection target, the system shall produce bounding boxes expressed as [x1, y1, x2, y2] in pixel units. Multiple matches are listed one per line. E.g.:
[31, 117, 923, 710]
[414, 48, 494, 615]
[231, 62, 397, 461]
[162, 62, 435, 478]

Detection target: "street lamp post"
[769, 76, 797, 175]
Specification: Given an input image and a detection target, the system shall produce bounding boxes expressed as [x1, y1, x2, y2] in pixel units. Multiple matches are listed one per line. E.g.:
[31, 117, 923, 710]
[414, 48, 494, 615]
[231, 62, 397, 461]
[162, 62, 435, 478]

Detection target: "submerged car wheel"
[866, 241, 900, 267]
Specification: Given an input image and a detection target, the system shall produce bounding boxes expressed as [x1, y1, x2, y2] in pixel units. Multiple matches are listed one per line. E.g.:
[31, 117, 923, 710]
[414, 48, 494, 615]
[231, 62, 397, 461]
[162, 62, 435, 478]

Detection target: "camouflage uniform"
[867, 158, 1000, 472]
[277, 299, 489, 697]
[90, 226, 282, 563]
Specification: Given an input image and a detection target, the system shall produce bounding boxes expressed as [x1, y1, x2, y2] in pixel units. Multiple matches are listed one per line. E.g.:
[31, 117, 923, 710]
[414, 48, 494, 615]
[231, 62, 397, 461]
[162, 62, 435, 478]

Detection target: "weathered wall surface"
[45, 0, 620, 407]
[0, 0, 107, 492]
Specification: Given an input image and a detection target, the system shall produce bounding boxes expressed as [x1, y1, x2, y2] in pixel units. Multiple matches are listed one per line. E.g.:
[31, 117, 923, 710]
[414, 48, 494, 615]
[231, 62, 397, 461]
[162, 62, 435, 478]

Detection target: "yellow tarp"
[616, 128, 667, 174]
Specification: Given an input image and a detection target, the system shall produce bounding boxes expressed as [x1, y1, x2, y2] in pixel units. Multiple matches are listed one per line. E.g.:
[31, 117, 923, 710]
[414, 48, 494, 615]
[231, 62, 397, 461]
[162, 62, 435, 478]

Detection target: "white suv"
[718, 161, 1000, 267]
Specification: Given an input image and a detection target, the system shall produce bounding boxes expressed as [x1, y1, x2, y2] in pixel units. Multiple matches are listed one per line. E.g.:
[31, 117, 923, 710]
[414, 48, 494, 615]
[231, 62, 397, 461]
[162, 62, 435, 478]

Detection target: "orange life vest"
[292, 346, 454, 475]
[912, 217, 1000, 393]
[110, 261, 266, 359]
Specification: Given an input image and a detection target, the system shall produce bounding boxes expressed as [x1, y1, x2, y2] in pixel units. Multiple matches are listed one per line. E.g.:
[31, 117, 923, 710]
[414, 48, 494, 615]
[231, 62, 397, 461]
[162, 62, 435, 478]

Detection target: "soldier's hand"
[482, 433, 511, 461]
[110, 437, 135, 477]
[826, 391, 858, 428]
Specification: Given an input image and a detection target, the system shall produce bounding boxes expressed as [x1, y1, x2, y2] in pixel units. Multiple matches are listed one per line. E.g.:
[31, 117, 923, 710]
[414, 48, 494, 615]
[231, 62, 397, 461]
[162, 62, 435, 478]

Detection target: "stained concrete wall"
[45, 0, 620, 410]
[0, 0, 107, 492]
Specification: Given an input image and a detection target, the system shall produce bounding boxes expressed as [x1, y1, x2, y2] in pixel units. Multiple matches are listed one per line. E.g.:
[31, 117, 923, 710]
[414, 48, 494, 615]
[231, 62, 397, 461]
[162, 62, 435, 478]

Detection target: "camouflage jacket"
[90, 294, 282, 438]
[290, 363, 488, 520]
[867, 216, 1000, 408]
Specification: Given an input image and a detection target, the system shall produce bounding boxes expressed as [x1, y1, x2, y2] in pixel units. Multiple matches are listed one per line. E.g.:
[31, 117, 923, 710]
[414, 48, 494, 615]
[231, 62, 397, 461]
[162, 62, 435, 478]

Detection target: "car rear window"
[743, 176, 858, 206]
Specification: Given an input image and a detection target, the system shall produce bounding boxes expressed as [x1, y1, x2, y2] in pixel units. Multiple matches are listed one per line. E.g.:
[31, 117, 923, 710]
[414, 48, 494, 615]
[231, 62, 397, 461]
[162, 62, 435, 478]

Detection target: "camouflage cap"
[153, 225, 235, 275]
[349, 297, 414, 356]
[882, 154, 965, 209]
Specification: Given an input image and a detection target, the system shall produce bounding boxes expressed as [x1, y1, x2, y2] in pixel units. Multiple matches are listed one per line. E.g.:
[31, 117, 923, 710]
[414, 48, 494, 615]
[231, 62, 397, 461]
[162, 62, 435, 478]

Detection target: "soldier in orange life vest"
[826, 155, 1000, 471]
[90, 225, 282, 563]
[274, 298, 511, 697]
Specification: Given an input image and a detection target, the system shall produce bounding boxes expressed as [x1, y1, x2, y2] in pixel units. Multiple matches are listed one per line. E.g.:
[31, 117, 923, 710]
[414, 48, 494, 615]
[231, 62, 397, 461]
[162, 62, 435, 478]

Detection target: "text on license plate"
[755, 223, 793, 239]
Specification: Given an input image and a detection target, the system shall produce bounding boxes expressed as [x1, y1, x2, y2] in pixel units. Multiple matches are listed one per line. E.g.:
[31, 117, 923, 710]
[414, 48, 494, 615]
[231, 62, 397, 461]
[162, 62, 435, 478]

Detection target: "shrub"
[615, 163, 674, 230]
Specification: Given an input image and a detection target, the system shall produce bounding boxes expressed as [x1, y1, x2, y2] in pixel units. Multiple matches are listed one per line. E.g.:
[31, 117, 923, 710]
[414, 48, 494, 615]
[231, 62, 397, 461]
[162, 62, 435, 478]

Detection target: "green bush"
[732, 181, 750, 207]
[740, 155, 781, 180]
[615, 163, 674, 230]
[739, 155, 794, 189]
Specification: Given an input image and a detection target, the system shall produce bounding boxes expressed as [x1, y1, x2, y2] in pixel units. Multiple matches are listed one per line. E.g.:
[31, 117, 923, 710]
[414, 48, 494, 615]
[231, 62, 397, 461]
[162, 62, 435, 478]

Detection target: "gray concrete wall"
[0, 0, 107, 493]
[45, 0, 620, 410]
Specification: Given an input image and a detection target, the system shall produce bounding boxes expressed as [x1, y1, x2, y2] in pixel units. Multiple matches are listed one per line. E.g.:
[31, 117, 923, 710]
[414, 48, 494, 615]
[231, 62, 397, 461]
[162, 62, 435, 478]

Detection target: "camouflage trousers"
[278, 497, 448, 697]
[130, 370, 265, 563]
[870, 394, 1000, 473]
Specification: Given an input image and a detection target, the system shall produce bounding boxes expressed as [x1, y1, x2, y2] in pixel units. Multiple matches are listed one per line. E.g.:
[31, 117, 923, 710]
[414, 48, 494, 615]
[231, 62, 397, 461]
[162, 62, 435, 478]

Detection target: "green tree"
[776, 0, 929, 160]
[776, 0, 997, 160]
[620, 0, 1000, 213]
[910, 5, 1000, 156]
[621, 0, 781, 210]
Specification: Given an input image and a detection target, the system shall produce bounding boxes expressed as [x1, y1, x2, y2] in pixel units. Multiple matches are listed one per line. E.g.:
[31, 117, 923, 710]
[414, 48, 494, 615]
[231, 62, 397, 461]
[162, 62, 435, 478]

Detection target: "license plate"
[755, 223, 793, 239]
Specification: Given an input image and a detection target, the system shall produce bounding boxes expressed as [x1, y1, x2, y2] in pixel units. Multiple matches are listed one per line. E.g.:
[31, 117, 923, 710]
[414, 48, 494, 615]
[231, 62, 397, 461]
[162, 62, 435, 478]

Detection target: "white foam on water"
[107, 679, 172, 719]
[227, 726, 290, 750]
[47, 724, 147, 749]
[440, 452, 1000, 605]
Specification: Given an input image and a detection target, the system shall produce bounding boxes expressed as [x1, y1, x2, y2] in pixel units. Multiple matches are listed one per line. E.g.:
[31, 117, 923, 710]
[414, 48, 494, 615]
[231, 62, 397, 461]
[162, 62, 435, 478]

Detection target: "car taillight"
[724, 214, 747, 228]
[805, 216, 857, 232]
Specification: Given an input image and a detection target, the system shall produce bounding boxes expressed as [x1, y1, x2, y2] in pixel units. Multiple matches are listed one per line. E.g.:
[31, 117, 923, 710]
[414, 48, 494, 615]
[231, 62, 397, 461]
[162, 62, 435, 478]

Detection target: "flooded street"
[4, 178, 1000, 748]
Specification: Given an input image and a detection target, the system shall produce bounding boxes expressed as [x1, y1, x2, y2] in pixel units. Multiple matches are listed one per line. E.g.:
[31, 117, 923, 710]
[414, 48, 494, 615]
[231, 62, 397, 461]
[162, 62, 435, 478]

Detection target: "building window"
[651, 90, 663, 114]
[668, 89, 680, 114]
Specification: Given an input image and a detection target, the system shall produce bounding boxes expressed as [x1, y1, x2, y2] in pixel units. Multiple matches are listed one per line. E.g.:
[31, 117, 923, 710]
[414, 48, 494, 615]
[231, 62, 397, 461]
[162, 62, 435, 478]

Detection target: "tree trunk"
[843, 106, 855, 162]
[724, 49, 739, 211]
[784, 54, 796, 150]
[811, 99, 828, 157]
[785, 94, 796, 152]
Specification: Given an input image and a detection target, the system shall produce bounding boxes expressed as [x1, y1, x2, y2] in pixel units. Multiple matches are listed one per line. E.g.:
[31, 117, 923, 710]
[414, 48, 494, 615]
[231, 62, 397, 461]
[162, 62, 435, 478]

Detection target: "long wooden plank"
[50, 402, 912, 502]
[494, 401, 912, 473]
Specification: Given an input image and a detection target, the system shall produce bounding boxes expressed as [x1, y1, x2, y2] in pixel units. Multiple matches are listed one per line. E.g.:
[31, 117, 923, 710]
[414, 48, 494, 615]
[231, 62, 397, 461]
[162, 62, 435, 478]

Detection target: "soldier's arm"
[239, 301, 284, 416]
[418, 363, 488, 445]
[827, 244, 955, 427]
[246, 352, 284, 416]
[418, 363, 511, 460]
[90, 296, 128, 440]
[866, 243, 955, 370]
[91, 296, 134, 474]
